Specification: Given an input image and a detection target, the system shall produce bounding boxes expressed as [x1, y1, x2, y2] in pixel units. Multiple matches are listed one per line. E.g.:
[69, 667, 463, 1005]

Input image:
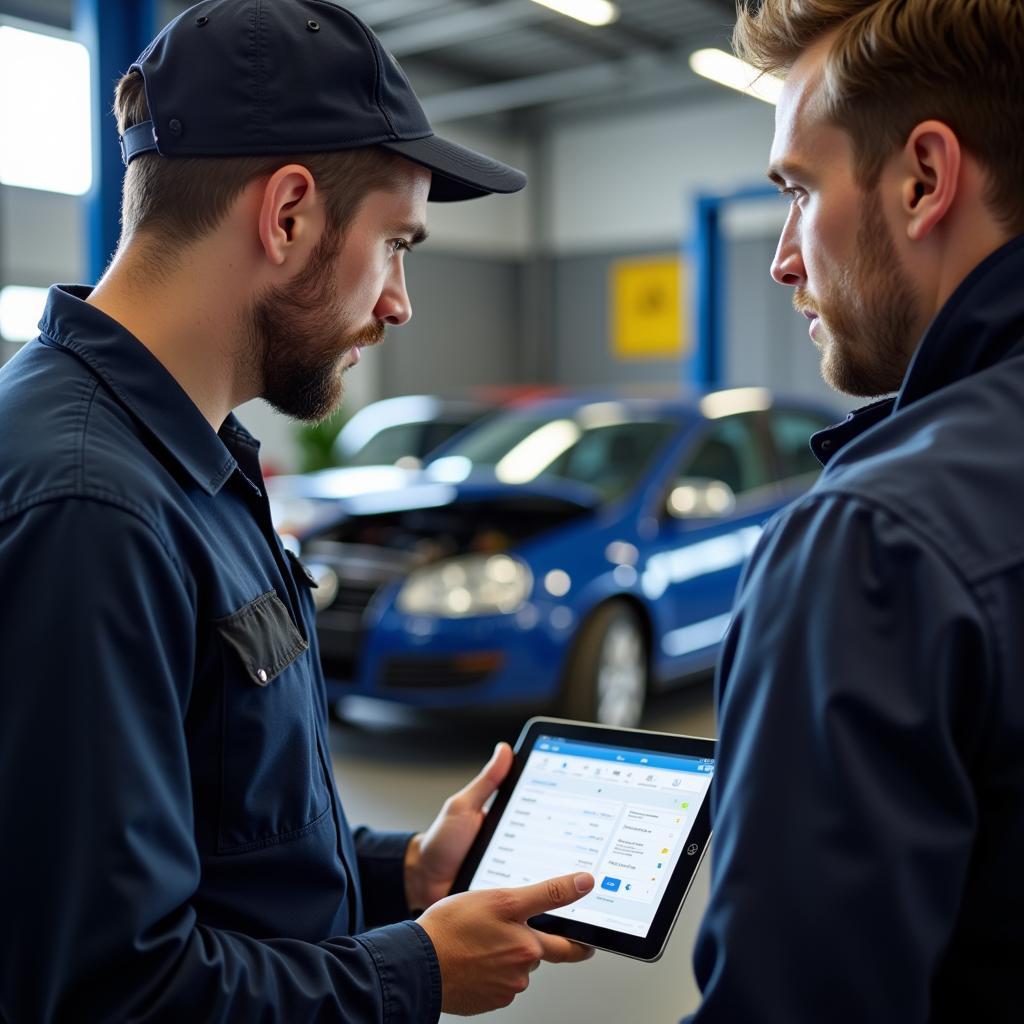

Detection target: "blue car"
[298, 389, 838, 726]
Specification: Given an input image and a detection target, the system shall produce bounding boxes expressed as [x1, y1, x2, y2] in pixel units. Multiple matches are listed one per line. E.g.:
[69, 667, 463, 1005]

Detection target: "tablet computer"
[450, 717, 715, 962]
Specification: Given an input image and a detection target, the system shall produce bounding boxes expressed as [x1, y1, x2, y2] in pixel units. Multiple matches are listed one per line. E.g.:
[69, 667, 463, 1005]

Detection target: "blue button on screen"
[601, 876, 621, 892]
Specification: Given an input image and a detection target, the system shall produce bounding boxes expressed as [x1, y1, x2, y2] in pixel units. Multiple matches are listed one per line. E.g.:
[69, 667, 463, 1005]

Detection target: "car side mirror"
[666, 477, 737, 519]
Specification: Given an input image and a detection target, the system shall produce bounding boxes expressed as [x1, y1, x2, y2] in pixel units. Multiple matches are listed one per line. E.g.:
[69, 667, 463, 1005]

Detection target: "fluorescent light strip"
[689, 48, 783, 106]
[529, 0, 619, 28]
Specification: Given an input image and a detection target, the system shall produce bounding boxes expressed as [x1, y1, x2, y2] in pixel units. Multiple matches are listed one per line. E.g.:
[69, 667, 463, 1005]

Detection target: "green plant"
[293, 409, 349, 473]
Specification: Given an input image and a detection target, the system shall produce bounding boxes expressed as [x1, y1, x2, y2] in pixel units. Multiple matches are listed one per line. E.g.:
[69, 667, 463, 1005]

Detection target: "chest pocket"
[214, 590, 330, 854]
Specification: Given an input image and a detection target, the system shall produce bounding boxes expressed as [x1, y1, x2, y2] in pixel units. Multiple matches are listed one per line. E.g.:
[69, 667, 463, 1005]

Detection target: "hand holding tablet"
[449, 717, 716, 962]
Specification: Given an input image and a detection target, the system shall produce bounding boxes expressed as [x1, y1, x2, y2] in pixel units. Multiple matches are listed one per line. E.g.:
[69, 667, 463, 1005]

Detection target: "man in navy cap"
[0, 2, 594, 1021]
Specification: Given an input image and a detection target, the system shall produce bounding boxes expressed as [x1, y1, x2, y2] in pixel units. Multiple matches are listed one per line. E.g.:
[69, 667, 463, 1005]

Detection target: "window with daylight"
[0, 286, 48, 343]
[0, 23, 92, 195]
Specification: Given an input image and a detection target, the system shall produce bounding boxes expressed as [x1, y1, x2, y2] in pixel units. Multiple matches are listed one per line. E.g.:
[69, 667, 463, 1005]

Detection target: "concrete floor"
[329, 677, 717, 1024]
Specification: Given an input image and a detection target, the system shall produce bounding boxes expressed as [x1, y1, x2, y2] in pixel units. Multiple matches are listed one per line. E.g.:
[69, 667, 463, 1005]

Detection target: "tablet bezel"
[449, 716, 715, 963]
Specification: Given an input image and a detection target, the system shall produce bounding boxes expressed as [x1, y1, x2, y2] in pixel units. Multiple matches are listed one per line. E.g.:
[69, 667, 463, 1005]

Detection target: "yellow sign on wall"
[610, 255, 688, 359]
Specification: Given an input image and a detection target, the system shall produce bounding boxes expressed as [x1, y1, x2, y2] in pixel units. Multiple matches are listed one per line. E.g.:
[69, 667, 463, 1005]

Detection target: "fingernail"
[574, 873, 593, 893]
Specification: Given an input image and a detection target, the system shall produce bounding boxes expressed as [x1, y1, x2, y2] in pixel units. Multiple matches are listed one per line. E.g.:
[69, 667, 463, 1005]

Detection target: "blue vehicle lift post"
[688, 185, 781, 391]
[75, 0, 159, 285]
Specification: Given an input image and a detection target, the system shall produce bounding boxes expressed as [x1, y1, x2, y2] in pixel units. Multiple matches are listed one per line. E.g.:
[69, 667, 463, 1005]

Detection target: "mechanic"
[684, 2, 1024, 1021]
[0, 2, 594, 1021]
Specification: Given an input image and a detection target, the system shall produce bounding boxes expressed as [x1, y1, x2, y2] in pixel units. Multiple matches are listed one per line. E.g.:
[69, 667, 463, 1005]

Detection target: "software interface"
[468, 735, 715, 938]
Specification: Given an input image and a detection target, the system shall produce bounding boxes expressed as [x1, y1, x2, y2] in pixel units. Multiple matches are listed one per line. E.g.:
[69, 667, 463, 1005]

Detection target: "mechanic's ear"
[256, 164, 323, 266]
[902, 121, 960, 243]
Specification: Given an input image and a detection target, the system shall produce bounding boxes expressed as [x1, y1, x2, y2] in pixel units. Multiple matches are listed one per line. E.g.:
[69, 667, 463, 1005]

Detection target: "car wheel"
[561, 602, 648, 727]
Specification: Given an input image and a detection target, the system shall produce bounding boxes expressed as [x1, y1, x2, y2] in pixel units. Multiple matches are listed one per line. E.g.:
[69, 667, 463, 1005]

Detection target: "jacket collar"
[37, 285, 255, 496]
[812, 233, 1024, 466]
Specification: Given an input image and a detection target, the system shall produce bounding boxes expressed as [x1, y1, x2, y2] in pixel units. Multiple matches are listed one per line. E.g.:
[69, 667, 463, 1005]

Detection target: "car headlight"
[397, 554, 533, 618]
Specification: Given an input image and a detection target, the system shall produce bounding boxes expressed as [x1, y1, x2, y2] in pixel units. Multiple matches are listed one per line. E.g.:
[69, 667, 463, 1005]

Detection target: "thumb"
[455, 741, 513, 811]
[504, 872, 595, 920]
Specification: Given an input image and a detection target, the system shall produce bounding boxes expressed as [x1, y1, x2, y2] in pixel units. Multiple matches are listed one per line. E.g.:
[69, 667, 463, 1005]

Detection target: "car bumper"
[321, 600, 579, 709]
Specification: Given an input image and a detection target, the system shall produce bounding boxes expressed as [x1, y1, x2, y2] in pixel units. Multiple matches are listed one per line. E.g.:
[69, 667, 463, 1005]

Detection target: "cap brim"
[381, 133, 527, 202]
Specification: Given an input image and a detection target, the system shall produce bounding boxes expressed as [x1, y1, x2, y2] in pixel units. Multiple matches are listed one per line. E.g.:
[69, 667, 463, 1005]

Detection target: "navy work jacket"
[0, 287, 441, 1023]
[687, 237, 1024, 1021]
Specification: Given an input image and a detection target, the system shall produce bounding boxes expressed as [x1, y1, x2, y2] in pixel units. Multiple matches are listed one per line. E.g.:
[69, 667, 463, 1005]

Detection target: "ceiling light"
[689, 48, 783, 105]
[529, 0, 619, 28]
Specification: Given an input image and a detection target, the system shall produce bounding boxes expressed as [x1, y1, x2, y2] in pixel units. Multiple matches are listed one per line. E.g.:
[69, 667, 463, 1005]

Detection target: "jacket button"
[257, 668, 268, 683]
[169, 118, 183, 136]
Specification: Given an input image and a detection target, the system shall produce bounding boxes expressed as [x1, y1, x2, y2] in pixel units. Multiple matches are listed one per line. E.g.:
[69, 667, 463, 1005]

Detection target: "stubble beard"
[797, 187, 920, 399]
[246, 228, 385, 423]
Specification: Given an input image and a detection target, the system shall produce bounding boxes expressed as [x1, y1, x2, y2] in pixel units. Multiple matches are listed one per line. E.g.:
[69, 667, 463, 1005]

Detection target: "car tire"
[560, 601, 648, 728]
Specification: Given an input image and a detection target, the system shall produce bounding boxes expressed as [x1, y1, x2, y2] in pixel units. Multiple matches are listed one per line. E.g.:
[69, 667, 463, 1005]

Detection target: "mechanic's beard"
[797, 188, 920, 399]
[247, 232, 385, 423]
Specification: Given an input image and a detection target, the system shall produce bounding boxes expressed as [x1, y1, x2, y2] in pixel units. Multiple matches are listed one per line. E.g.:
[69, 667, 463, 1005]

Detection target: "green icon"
[681, 802, 689, 809]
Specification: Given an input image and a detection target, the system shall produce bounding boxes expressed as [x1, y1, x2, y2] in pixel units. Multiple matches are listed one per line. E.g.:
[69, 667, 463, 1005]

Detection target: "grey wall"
[549, 237, 842, 406]
[379, 251, 524, 398]
[725, 236, 839, 406]
[551, 246, 684, 391]
[1, 184, 84, 364]
[1, 185, 83, 287]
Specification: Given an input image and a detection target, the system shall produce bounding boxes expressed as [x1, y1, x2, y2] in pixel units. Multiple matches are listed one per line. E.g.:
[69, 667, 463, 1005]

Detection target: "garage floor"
[330, 677, 717, 1024]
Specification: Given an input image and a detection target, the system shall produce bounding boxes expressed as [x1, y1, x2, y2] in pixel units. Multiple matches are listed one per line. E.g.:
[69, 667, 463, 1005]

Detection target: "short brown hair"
[113, 70, 407, 254]
[734, 0, 1024, 232]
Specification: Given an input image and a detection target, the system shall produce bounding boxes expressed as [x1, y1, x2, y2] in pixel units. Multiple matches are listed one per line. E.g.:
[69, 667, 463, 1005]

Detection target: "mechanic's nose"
[771, 215, 806, 288]
[375, 263, 412, 326]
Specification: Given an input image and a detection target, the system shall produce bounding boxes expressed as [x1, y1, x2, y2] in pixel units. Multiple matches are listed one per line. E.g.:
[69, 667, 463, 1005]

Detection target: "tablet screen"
[465, 731, 715, 939]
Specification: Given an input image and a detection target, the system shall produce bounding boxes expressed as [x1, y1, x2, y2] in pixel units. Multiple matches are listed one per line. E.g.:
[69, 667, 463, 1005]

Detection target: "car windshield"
[433, 406, 678, 501]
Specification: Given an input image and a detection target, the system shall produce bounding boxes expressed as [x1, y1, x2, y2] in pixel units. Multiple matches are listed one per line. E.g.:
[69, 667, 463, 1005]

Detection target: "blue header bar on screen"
[535, 736, 714, 775]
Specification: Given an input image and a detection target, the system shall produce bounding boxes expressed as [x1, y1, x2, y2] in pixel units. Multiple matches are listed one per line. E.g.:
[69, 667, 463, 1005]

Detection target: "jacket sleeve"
[685, 492, 992, 1023]
[353, 828, 419, 926]
[0, 498, 441, 1024]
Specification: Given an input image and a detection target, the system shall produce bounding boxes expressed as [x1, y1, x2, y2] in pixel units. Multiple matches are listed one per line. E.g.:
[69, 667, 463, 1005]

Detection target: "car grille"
[380, 653, 505, 691]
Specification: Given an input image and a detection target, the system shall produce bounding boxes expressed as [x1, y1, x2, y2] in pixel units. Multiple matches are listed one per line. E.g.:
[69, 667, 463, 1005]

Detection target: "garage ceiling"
[2, 0, 741, 126]
[340, 0, 740, 125]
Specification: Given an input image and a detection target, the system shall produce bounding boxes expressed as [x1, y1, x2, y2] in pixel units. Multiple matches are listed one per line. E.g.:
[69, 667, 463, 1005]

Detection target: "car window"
[543, 422, 677, 500]
[678, 414, 768, 497]
[770, 409, 834, 482]
[420, 418, 478, 458]
[347, 423, 424, 466]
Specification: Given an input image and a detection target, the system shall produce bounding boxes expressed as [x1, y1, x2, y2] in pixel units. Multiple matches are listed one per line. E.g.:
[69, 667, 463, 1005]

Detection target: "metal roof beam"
[348, 0, 453, 28]
[378, 0, 546, 57]
[422, 52, 678, 121]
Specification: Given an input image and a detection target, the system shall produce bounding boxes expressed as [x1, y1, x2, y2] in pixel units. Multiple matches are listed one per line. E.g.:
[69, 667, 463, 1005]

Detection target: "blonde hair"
[113, 70, 406, 255]
[734, 0, 1024, 231]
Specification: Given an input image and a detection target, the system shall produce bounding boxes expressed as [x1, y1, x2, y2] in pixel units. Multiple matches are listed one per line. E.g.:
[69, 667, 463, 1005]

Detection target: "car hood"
[334, 470, 602, 517]
[272, 465, 600, 508]
[301, 471, 602, 563]
[268, 464, 418, 502]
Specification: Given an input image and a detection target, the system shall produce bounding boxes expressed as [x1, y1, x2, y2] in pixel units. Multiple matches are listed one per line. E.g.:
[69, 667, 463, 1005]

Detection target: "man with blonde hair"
[0, 2, 595, 1021]
[686, 1, 1024, 1020]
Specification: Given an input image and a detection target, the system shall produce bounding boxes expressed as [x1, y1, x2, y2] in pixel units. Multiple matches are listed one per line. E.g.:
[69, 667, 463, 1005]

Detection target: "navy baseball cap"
[119, 0, 526, 202]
